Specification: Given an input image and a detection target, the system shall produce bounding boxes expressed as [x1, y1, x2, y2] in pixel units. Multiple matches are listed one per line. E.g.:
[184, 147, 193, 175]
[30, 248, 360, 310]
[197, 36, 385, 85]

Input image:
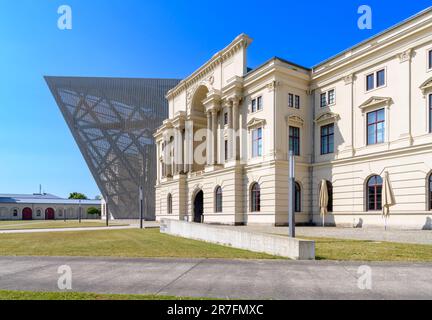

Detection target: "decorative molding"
[314, 112, 340, 124]
[247, 118, 266, 130]
[398, 49, 413, 63]
[420, 77, 432, 96]
[358, 96, 393, 112]
[343, 74, 355, 85]
[286, 115, 305, 127]
[266, 81, 279, 92]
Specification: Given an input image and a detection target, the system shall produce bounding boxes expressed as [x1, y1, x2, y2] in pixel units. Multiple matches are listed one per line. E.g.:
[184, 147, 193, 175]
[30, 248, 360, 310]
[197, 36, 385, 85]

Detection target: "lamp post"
[78, 199, 82, 223]
[139, 185, 143, 229]
[288, 151, 296, 238]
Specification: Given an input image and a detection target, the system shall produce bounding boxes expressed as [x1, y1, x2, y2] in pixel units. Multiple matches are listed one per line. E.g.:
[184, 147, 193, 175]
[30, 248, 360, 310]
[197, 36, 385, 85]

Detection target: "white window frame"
[251, 127, 263, 158]
[320, 89, 336, 108]
[251, 96, 263, 114]
[428, 48, 432, 72]
[365, 68, 387, 92]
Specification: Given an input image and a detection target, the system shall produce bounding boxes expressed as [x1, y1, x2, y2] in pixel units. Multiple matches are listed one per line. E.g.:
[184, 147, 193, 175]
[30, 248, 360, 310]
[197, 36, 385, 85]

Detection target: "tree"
[87, 207, 101, 215]
[68, 192, 88, 200]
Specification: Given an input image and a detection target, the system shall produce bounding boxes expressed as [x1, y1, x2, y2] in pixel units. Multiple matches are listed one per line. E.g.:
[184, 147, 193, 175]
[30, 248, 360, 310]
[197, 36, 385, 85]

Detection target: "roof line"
[312, 6, 432, 69]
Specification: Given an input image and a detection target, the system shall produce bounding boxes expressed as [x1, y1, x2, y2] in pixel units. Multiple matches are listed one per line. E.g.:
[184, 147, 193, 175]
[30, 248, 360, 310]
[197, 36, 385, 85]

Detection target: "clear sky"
[0, 0, 431, 199]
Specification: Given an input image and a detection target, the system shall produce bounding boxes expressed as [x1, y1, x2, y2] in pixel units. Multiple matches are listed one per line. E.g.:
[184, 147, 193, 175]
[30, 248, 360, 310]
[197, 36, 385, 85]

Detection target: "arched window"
[215, 186, 223, 213]
[428, 173, 432, 211]
[251, 183, 261, 212]
[367, 175, 383, 211]
[167, 194, 172, 214]
[295, 182, 301, 212]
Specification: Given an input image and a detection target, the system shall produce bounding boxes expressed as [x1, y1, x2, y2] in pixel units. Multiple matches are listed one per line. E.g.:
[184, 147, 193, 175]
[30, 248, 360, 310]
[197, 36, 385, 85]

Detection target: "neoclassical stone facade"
[155, 8, 432, 229]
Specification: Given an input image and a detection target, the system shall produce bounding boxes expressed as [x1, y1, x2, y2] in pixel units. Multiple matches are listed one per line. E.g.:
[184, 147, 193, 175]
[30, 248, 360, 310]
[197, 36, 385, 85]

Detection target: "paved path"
[0, 256, 431, 300]
[0, 225, 137, 234]
[219, 225, 432, 245]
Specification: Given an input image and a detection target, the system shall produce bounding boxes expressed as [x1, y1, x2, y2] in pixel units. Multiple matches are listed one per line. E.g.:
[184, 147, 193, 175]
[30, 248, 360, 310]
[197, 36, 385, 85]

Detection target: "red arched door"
[45, 208, 55, 220]
[22, 208, 33, 220]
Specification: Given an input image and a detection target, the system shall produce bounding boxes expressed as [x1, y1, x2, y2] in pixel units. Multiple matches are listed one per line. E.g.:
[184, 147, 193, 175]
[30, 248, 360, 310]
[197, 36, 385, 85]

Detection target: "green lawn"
[0, 290, 204, 301]
[0, 228, 277, 259]
[0, 220, 126, 230]
[307, 236, 432, 262]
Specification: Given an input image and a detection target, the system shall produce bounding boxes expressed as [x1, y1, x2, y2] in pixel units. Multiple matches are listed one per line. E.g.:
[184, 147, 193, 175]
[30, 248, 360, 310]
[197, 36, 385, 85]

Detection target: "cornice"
[166, 34, 252, 100]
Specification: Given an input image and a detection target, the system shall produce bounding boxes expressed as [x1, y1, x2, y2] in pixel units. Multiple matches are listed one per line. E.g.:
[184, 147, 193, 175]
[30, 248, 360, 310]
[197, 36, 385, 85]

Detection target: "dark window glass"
[328, 90, 335, 105]
[251, 99, 257, 113]
[429, 174, 432, 211]
[366, 74, 375, 91]
[252, 128, 263, 157]
[428, 50, 432, 70]
[289, 126, 300, 156]
[215, 186, 223, 213]
[295, 95, 300, 109]
[321, 124, 335, 155]
[429, 94, 432, 133]
[367, 175, 383, 211]
[288, 94, 294, 108]
[167, 194, 172, 214]
[320, 93, 327, 108]
[295, 182, 301, 212]
[224, 112, 228, 126]
[257, 96, 263, 111]
[367, 109, 385, 145]
[377, 69, 386, 87]
[251, 183, 261, 212]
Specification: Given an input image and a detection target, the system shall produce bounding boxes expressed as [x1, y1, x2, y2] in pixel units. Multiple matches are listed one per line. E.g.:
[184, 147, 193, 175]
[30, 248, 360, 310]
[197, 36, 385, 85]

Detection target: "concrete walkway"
[0, 256, 431, 300]
[0, 225, 137, 234]
[219, 225, 432, 245]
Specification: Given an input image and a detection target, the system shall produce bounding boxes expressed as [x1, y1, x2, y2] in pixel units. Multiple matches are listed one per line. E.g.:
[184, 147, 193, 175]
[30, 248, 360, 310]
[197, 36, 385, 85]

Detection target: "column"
[232, 98, 240, 161]
[156, 141, 161, 182]
[206, 111, 212, 166]
[186, 120, 194, 173]
[211, 109, 218, 165]
[399, 49, 413, 142]
[227, 101, 233, 161]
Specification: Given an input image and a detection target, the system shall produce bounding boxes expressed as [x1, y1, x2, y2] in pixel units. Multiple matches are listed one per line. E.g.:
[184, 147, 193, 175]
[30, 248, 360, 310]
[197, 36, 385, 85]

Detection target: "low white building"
[0, 193, 102, 221]
[154, 8, 432, 229]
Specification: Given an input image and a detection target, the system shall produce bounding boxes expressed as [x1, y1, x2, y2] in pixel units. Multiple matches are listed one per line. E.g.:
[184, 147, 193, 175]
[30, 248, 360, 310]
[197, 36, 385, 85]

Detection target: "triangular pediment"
[314, 112, 340, 124]
[286, 115, 305, 127]
[247, 118, 266, 129]
[359, 96, 392, 111]
[420, 77, 432, 95]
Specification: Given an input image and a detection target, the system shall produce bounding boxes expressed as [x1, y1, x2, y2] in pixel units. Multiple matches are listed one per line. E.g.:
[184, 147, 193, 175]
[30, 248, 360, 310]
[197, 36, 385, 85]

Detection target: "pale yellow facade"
[155, 8, 432, 229]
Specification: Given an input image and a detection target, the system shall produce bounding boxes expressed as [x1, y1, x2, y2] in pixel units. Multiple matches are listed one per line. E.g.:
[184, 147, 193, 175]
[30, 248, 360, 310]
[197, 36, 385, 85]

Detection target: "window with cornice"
[252, 128, 263, 157]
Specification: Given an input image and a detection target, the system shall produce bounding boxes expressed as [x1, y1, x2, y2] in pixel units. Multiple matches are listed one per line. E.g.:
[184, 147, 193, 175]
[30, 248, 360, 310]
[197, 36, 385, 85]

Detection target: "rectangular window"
[257, 96, 263, 111]
[252, 128, 263, 157]
[429, 94, 432, 133]
[428, 49, 432, 70]
[366, 74, 375, 91]
[366, 69, 386, 91]
[376, 69, 386, 88]
[327, 90, 335, 105]
[288, 94, 294, 108]
[295, 95, 300, 109]
[224, 112, 228, 126]
[320, 93, 327, 108]
[367, 109, 385, 145]
[289, 126, 300, 156]
[321, 124, 335, 155]
[251, 99, 257, 113]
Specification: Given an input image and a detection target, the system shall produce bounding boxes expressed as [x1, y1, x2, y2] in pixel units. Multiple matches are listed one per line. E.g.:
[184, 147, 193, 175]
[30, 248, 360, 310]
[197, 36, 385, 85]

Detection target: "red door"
[45, 208, 55, 220]
[22, 208, 33, 220]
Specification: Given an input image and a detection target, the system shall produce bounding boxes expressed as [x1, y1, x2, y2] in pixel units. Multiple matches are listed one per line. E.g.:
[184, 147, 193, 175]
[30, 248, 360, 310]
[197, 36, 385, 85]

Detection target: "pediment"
[358, 96, 392, 111]
[286, 115, 305, 127]
[420, 77, 432, 95]
[247, 118, 266, 129]
[314, 112, 340, 124]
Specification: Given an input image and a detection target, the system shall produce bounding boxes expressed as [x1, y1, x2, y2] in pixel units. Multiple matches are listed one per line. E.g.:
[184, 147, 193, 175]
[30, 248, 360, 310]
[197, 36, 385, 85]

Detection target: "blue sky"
[0, 0, 431, 198]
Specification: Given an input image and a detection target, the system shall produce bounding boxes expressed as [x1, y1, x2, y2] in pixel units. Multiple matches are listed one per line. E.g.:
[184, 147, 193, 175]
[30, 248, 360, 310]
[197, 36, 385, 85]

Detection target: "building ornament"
[358, 96, 393, 112]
